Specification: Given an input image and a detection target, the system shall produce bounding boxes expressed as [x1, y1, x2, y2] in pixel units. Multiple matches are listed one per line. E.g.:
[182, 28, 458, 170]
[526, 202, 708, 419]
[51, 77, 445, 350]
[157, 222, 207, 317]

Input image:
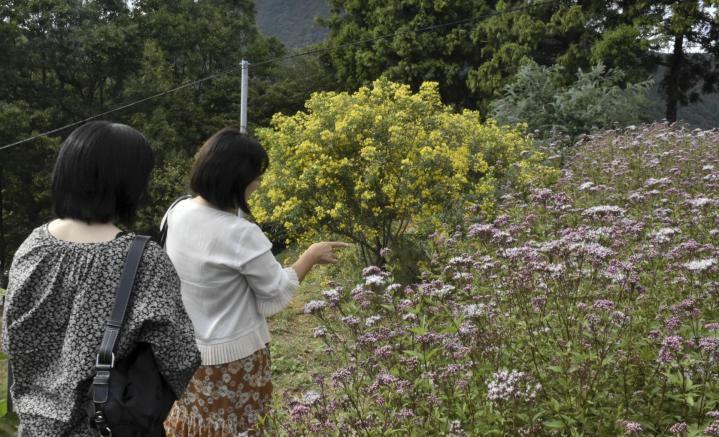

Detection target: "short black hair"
[51, 121, 154, 224]
[190, 128, 269, 214]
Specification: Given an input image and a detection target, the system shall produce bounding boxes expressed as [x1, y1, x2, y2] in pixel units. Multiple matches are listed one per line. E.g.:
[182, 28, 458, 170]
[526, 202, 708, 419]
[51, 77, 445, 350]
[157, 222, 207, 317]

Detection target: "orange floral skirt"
[164, 346, 272, 437]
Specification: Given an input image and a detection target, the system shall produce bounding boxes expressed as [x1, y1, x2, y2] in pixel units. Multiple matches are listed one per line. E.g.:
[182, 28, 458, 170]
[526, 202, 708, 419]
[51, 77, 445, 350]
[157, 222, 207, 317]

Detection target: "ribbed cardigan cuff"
[254, 267, 299, 317]
[197, 325, 271, 365]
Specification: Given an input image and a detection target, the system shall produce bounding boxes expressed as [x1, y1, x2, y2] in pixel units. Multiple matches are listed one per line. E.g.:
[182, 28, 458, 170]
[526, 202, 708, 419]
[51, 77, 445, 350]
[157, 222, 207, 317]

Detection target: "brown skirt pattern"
[164, 346, 272, 437]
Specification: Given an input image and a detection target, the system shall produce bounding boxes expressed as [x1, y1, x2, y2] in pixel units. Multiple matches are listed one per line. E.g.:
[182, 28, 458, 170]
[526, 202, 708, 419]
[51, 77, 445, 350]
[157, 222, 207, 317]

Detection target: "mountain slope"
[255, 0, 329, 48]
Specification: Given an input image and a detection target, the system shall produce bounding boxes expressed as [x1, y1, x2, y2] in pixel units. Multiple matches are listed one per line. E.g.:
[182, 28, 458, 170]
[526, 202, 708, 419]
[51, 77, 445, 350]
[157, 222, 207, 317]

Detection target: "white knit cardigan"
[163, 199, 299, 365]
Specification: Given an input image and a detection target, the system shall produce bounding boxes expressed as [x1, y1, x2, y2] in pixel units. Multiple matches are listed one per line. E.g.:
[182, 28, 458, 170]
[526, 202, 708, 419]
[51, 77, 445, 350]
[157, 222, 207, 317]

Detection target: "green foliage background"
[0, 0, 337, 283]
[256, 0, 719, 129]
[0, 0, 717, 433]
[490, 62, 653, 144]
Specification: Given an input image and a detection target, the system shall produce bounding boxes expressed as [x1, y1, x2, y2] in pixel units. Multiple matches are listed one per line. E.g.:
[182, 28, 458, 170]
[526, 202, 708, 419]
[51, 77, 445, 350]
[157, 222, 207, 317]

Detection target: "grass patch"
[269, 248, 343, 397]
[0, 342, 18, 435]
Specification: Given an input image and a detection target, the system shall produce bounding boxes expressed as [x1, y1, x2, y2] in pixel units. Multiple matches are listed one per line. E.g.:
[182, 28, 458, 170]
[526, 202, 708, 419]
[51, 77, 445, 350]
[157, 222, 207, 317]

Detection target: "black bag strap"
[159, 195, 191, 247]
[91, 235, 151, 436]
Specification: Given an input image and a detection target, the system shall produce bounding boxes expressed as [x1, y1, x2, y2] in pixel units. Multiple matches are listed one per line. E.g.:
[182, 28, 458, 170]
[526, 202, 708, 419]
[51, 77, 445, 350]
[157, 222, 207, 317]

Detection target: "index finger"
[329, 242, 353, 248]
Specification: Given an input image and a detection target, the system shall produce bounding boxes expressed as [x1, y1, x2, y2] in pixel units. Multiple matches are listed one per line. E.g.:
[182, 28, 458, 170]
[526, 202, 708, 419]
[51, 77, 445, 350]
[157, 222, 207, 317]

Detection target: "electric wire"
[0, 0, 559, 152]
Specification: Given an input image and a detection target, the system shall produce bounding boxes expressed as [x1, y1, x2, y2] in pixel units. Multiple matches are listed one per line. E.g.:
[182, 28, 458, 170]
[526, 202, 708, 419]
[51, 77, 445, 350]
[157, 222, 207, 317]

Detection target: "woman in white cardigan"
[163, 127, 348, 436]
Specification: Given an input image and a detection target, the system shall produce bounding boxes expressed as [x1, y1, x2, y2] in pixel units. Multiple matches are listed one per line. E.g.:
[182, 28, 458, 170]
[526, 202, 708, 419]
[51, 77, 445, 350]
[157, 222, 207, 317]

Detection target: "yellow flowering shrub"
[251, 78, 555, 263]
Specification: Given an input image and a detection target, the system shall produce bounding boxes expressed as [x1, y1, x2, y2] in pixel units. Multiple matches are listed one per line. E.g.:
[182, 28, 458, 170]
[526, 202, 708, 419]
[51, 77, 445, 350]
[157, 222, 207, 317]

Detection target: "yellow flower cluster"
[250, 78, 557, 250]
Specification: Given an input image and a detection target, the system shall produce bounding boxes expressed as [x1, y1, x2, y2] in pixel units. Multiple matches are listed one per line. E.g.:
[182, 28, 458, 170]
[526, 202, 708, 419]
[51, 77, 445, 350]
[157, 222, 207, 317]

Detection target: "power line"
[0, 0, 558, 152]
[0, 67, 242, 152]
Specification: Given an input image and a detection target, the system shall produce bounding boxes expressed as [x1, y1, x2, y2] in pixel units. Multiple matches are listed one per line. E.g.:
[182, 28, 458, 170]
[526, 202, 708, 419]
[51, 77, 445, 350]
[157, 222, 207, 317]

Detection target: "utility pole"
[240, 59, 249, 134]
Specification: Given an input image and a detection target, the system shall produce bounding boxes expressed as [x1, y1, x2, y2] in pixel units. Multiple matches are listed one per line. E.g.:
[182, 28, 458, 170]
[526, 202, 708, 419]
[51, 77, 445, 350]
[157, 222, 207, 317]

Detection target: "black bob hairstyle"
[190, 127, 269, 214]
[51, 121, 154, 224]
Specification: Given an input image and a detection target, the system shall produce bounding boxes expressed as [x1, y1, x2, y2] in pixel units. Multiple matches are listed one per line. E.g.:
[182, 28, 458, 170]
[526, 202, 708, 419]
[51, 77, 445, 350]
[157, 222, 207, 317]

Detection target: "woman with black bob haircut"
[52, 120, 154, 224]
[2, 121, 200, 436]
[163, 127, 349, 436]
[189, 126, 269, 215]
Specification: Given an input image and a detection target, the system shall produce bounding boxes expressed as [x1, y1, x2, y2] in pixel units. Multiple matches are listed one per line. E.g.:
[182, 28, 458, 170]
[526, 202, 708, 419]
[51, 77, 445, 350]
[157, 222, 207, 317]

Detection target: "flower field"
[270, 124, 719, 435]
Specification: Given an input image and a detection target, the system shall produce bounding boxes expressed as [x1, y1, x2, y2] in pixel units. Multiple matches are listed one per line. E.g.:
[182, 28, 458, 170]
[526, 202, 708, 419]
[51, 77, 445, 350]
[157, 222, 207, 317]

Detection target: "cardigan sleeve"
[236, 224, 300, 317]
[133, 243, 201, 398]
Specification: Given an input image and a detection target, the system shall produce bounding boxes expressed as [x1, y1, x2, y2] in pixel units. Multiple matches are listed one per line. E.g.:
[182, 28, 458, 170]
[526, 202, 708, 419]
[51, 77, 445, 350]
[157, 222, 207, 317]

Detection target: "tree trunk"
[665, 33, 684, 123]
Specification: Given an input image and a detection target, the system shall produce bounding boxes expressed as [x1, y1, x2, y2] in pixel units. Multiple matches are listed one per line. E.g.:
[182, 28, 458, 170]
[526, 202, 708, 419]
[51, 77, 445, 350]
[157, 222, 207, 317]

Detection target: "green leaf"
[544, 419, 566, 430]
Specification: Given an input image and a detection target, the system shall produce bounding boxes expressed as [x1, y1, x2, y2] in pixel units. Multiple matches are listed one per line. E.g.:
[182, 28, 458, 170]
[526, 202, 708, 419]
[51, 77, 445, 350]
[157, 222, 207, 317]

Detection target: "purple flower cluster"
[706, 413, 719, 437]
[271, 123, 719, 435]
[304, 300, 327, 314]
[593, 299, 615, 311]
[669, 422, 687, 435]
[330, 367, 354, 388]
[622, 420, 643, 435]
[582, 205, 626, 220]
[322, 287, 342, 306]
[657, 335, 684, 364]
[486, 369, 541, 404]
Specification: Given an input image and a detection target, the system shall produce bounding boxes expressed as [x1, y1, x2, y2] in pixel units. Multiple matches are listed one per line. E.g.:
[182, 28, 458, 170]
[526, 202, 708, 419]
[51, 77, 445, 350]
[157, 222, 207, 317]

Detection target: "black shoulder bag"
[87, 235, 176, 437]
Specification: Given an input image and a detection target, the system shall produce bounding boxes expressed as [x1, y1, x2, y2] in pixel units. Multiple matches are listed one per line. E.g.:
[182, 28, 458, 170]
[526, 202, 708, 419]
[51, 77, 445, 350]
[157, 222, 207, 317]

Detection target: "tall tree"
[109, 0, 297, 235]
[0, 0, 294, 258]
[0, 103, 56, 286]
[7, 0, 142, 122]
[0, 0, 141, 272]
[652, 1, 718, 122]
[322, 0, 658, 113]
[322, 0, 486, 108]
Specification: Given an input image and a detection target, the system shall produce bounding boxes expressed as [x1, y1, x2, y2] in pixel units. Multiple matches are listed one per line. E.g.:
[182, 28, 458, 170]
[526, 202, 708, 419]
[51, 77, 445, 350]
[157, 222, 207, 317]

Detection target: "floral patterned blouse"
[1, 224, 201, 436]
